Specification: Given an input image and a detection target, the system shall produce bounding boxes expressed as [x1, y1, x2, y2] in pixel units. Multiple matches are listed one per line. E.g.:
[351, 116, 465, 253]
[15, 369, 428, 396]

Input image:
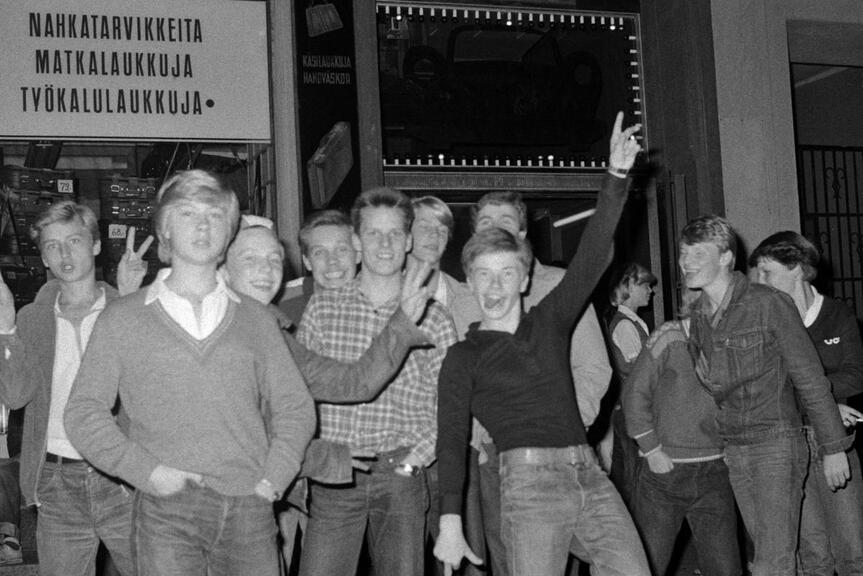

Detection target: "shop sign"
[0, 0, 270, 142]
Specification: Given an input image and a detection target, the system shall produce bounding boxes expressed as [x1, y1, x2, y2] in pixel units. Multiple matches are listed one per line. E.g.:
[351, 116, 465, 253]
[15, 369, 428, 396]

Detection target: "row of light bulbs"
[377, 4, 633, 30]
[382, 155, 615, 169]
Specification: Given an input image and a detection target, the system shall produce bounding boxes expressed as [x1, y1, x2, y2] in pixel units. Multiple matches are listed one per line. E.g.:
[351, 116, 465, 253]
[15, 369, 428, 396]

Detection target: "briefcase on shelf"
[306, 1, 343, 38]
[307, 121, 353, 209]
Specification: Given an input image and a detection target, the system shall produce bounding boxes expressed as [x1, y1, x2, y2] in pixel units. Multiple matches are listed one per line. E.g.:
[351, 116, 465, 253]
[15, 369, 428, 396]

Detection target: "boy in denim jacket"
[681, 215, 850, 576]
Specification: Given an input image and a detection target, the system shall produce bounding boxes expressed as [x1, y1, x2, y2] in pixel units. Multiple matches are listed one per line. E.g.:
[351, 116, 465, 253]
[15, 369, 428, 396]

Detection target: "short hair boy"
[0, 200, 134, 576]
[467, 185, 614, 576]
[297, 186, 457, 576]
[65, 170, 315, 576]
[280, 209, 359, 322]
[682, 215, 851, 575]
[434, 113, 649, 575]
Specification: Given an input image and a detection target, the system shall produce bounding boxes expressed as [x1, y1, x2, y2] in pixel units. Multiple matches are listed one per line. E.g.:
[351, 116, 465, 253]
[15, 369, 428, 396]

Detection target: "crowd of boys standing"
[0, 112, 860, 576]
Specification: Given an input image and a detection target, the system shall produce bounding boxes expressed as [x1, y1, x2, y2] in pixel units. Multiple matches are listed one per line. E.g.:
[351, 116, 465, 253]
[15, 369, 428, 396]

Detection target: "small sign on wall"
[0, 0, 270, 142]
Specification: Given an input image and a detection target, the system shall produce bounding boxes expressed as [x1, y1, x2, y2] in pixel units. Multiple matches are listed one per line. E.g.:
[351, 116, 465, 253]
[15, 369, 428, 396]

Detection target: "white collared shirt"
[145, 268, 240, 340]
[803, 286, 824, 329]
[47, 288, 107, 458]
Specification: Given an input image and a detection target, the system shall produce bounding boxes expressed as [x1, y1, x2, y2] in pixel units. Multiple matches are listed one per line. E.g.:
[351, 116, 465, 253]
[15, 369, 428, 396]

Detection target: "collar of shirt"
[617, 304, 649, 335]
[145, 267, 240, 306]
[145, 268, 240, 339]
[352, 274, 400, 314]
[53, 286, 107, 320]
[803, 286, 824, 328]
[708, 273, 741, 330]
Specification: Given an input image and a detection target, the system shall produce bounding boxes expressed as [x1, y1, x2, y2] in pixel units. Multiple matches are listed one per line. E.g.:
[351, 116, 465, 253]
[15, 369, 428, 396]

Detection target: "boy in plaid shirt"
[297, 187, 457, 576]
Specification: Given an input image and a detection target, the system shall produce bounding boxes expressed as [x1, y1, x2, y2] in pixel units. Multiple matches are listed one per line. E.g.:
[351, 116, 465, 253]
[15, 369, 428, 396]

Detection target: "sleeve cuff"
[634, 430, 660, 455]
[818, 430, 855, 457]
[299, 440, 353, 485]
[440, 493, 463, 516]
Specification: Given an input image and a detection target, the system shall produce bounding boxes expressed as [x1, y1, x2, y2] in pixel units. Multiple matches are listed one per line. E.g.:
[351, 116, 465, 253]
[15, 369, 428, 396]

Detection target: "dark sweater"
[807, 295, 863, 404]
[437, 175, 628, 515]
[623, 320, 723, 461]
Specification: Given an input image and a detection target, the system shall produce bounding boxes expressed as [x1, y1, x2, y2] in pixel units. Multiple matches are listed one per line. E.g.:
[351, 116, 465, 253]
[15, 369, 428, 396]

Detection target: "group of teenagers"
[0, 110, 859, 576]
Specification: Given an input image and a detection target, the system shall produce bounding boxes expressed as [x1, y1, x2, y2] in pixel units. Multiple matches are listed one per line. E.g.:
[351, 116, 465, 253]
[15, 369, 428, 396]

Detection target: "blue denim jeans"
[134, 482, 278, 576]
[427, 459, 484, 576]
[499, 445, 649, 576]
[36, 460, 135, 576]
[298, 447, 428, 576]
[633, 458, 741, 576]
[478, 441, 509, 576]
[0, 458, 20, 529]
[798, 427, 863, 576]
[610, 407, 640, 509]
[724, 433, 807, 576]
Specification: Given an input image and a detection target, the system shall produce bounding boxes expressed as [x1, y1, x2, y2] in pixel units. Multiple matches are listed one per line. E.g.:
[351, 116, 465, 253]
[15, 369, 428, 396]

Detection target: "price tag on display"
[57, 179, 74, 194]
[108, 224, 128, 239]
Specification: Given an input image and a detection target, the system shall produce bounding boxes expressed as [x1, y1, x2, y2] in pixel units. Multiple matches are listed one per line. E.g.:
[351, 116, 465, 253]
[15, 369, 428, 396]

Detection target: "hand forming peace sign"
[116, 226, 154, 297]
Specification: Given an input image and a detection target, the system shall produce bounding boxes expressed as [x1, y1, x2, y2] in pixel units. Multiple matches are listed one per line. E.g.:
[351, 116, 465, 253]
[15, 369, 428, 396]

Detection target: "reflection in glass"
[377, 5, 643, 170]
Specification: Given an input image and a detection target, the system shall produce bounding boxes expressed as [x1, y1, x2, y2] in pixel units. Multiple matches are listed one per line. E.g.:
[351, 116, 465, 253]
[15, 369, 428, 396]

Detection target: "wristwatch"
[394, 462, 421, 477]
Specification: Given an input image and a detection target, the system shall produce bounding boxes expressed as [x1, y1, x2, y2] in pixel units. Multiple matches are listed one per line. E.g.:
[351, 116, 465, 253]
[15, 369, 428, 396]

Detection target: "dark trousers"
[426, 457, 485, 576]
[633, 459, 741, 576]
[299, 448, 428, 576]
[0, 459, 20, 531]
[610, 407, 640, 509]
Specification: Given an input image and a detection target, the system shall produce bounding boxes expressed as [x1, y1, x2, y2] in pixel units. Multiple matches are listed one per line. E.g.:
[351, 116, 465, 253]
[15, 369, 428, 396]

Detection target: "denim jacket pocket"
[723, 329, 765, 382]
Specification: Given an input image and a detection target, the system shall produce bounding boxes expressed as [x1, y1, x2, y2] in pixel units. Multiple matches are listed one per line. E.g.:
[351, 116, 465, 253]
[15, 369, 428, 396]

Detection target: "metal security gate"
[798, 146, 863, 317]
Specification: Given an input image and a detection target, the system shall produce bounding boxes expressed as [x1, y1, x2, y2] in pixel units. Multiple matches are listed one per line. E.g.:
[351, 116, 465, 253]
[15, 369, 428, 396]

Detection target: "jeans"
[427, 460, 484, 576]
[298, 447, 428, 576]
[633, 458, 741, 576]
[0, 458, 20, 530]
[610, 407, 640, 509]
[134, 482, 278, 576]
[35, 460, 135, 576]
[798, 427, 863, 576]
[724, 433, 807, 576]
[277, 506, 307, 573]
[478, 442, 509, 576]
[499, 445, 649, 576]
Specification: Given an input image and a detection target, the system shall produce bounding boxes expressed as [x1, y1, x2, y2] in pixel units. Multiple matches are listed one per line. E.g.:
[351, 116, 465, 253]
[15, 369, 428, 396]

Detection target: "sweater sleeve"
[286, 308, 430, 403]
[819, 303, 863, 403]
[530, 175, 629, 335]
[437, 344, 475, 516]
[258, 317, 317, 494]
[623, 336, 664, 455]
[298, 438, 353, 484]
[65, 306, 162, 492]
